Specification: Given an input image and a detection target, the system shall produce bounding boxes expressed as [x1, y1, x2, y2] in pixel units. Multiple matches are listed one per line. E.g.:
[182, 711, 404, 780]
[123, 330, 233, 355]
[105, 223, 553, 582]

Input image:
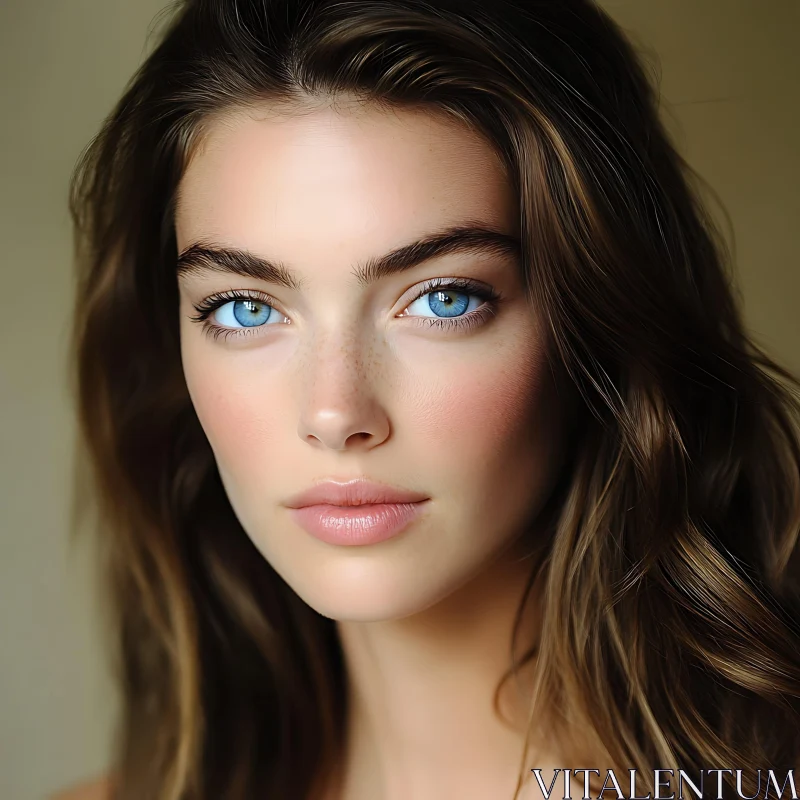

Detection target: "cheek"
[407, 338, 554, 476]
[181, 344, 287, 468]
[402, 329, 563, 543]
[416, 375, 534, 453]
[181, 318, 559, 504]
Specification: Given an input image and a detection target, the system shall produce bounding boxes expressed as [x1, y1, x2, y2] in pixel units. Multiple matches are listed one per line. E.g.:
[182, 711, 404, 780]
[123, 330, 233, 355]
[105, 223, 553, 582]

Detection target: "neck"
[330, 538, 551, 800]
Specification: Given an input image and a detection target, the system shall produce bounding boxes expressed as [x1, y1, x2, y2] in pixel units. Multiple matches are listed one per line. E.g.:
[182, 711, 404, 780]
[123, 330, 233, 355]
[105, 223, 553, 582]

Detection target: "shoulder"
[49, 773, 113, 800]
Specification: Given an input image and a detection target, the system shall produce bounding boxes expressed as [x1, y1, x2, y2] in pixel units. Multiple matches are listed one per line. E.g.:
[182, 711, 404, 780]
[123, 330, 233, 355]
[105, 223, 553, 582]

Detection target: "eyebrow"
[175, 223, 521, 291]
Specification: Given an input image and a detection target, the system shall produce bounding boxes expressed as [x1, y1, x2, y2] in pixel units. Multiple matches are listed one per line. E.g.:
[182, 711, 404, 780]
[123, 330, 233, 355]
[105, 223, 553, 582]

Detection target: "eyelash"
[188, 277, 503, 342]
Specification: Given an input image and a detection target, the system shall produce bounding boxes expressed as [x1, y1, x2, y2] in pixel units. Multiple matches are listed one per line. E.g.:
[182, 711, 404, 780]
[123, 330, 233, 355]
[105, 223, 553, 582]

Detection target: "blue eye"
[215, 298, 280, 328]
[405, 289, 475, 319]
[397, 278, 502, 332]
[189, 290, 289, 340]
[189, 278, 502, 341]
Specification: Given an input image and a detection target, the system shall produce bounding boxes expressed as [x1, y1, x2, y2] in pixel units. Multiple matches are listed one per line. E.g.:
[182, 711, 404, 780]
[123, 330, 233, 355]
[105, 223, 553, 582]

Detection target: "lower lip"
[288, 501, 428, 545]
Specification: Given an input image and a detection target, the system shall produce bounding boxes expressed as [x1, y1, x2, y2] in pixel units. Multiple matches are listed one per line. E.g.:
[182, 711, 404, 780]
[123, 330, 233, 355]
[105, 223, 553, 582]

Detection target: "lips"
[285, 477, 429, 509]
[288, 501, 427, 546]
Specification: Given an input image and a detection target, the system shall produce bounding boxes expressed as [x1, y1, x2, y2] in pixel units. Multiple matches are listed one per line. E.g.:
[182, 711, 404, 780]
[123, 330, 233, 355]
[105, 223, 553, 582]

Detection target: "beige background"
[0, 1, 797, 797]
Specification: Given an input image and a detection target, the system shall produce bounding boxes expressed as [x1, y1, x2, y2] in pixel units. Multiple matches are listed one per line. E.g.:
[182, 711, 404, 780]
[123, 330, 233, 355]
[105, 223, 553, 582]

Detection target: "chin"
[279, 557, 457, 623]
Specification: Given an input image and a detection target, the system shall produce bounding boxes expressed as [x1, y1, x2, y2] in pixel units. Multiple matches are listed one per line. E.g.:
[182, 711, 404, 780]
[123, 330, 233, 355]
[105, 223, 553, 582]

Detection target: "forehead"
[174, 101, 516, 263]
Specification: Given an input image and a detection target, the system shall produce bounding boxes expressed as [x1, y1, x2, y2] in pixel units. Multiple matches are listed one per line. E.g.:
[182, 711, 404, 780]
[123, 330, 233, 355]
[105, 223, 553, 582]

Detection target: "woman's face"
[176, 99, 569, 621]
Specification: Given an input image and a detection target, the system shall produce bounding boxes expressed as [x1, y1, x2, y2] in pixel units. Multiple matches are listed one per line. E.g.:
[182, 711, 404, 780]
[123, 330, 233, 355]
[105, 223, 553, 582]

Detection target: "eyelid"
[400, 275, 497, 306]
[188, 287, 286, 321]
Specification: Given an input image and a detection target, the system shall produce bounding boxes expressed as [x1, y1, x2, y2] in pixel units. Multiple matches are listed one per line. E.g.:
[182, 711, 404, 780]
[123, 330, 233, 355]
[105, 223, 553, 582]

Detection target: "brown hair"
[68, 0, 800, 797]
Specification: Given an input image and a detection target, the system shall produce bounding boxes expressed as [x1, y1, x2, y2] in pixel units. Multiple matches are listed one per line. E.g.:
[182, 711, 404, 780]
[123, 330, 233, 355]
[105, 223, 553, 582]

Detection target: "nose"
[296, 333, 391, 452]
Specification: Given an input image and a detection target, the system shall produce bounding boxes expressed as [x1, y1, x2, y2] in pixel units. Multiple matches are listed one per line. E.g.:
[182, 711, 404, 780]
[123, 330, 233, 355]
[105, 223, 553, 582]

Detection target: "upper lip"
[285, 478, 429, 508]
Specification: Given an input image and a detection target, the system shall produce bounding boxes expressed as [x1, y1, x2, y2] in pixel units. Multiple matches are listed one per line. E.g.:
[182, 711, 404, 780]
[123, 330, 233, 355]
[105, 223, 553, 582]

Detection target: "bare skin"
[175, 97, 576, 800]
[49, 774, 113, 800]
[58, 97, 577, 800]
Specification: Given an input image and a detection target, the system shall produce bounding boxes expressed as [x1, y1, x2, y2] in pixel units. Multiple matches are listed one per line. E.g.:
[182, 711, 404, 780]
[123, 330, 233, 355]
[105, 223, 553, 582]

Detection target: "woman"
[58, 0, 800, 798]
